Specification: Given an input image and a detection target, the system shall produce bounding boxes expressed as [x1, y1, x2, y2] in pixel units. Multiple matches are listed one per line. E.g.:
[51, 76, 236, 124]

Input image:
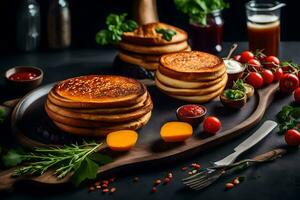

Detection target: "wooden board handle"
[252, 148, 287, 162]
[0, 168, 20, 191]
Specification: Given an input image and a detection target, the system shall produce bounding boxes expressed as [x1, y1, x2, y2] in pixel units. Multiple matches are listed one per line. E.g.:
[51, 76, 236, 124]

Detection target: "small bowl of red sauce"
[5, 66, 43, 92]
[176, 104, 207, 125]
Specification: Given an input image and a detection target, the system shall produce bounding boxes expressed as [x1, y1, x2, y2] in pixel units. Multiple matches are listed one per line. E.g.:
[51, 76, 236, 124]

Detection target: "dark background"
[0, 0, 297, 54]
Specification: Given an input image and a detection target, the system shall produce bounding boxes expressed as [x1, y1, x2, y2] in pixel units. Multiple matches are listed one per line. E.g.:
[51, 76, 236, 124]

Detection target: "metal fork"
[182, 148, 286, 190]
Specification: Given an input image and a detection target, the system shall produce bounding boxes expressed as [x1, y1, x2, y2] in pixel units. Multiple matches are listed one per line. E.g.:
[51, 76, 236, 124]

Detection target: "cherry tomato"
[285, 129, 300, 146]
[279, 73, 299, 93]
[203, 116, 221, 135]
[246, 72, 264, 89]
[261, 69, 274, 85]
[294, 88, 300, 104]
[298, 71, 300, 80]
[240, 51, 254, 63]
[233, 55, 241, 62]
[273, 68, 283, 82]
[264, 56, 280, 69]
[247, 58, 262, 72]
[282, 65, 294, 74]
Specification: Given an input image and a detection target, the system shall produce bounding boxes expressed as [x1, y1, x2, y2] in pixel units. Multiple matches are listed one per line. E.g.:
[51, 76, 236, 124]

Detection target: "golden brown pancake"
[53, 111, 152, 137]
[122, 22, 188, 46]
[46, 94, 153, 122]
[119, 41, 189, 55]
[155, 70, 226, 89]
[159, 51, 226, 81]
[50, 94, 149, 115]
[49, 75, 147, 108]
[169, 84, 226, 103]
[155, 74, 227, 96]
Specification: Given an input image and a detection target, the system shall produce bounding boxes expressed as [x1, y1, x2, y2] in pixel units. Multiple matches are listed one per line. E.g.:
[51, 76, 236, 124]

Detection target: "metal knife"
[213, 120, 277, 166]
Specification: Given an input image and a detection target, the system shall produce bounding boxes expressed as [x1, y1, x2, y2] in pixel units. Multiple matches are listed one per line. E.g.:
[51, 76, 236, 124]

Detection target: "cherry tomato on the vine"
[261, 69, 274, 85]
[273, 68, 283, 82]
[240, 51, 254, 63]
[279, 73, 299, 93]
[264, 56, 280, 69]
[247, 58, 262, 72]
[246, 72, 264, 89]
[294, 87, 300, 104]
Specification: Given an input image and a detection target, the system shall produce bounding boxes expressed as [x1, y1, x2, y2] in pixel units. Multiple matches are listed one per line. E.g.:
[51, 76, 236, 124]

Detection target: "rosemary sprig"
[2, 142, 112, 186]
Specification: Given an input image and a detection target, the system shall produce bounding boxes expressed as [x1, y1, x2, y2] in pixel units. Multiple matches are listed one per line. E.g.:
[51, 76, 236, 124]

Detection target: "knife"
[213, 120, 277, 166]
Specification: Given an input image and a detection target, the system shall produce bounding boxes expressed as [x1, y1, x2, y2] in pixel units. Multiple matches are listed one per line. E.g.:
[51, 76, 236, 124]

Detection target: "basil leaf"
[71, 157, 99, 186]
[155, 28, 177, 41]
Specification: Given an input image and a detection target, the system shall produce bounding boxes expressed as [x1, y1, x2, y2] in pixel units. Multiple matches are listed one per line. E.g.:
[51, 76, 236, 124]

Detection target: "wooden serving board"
[0, 81, 279, 191]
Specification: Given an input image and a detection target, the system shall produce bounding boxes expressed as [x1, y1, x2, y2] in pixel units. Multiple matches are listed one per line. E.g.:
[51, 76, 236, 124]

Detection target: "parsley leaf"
[155, 28, 177, 41]
[96, 13, 138, 45]
[223, 89, 244, 100]
[276, 105, 300, 134]
[2, 149, 25, 167]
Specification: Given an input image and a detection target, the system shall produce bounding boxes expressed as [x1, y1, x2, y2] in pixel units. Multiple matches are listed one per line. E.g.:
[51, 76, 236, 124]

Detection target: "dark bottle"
[16, 0, 41, 52]
[47, 0, 71, 49]
[190, 10, 224, 54]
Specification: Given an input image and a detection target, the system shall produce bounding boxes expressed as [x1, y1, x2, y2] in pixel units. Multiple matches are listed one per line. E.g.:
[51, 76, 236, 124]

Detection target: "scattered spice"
[133, 177, 139, 182]
[88, 186, 95, 193]
[225, 183, 234, 190]
[151, 187, 157, 193]
[96, 185, 101, 189]
[233, 178, 240, 185]
[102, 188, 109, 193]
[181, 167, 188, 171]
[110, 187, 116, 194]
[163, 177, 171, 185]
[168, 172, 173, 179]
[154, 179, 161, 186]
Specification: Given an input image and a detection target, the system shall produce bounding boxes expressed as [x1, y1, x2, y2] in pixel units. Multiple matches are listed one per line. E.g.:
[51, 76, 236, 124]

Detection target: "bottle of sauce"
[190, 10, 224, 54]
[47, 0, 71, 49]
[16, 0, 40, 52]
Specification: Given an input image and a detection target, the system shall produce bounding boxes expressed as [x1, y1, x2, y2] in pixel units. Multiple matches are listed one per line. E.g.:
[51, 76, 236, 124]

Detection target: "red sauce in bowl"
[9, 71, 38, 81]
[178, 105, 205, 118]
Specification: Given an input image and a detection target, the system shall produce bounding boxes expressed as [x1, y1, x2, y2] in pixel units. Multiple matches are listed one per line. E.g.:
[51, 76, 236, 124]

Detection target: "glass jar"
[190, 10, 224, 54]
[16, 0, 40, 52]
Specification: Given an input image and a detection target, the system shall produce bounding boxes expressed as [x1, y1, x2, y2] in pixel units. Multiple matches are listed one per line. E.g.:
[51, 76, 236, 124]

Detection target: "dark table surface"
[1, 42, 300, 200]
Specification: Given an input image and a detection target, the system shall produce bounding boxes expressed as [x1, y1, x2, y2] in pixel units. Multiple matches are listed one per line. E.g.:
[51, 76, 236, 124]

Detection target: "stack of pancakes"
[118, 22, 190, 71]
[45, 75, 153, 137]
[155, 51, 228, 103]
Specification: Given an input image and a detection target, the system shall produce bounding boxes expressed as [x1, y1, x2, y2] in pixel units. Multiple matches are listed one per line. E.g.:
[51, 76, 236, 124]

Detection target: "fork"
[182, 148, 286, 190]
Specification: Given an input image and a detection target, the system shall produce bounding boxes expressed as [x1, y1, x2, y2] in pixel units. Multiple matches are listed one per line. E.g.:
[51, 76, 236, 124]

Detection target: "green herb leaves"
[276, 105, 300, 134]
[174, 0, 229, 25]
[223, 89, 244, 100]
[232, 79, 246, 93]
[155, 28, 177, 41]
[0, 108, 6, 123]
[3, 142, 112, 186]
[96, 13, 138, 45]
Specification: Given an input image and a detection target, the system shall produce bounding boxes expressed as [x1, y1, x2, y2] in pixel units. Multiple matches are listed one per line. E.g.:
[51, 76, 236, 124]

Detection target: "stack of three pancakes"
[155, 51, 228, 103]
[45, 75, 153, 137]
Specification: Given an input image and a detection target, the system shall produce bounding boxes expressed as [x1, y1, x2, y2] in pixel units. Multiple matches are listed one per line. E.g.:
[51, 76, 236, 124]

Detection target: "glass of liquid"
[245, 1, 285, 56]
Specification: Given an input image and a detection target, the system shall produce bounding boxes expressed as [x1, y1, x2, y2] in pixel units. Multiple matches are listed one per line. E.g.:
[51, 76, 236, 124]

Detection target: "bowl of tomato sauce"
[176, 104, 207, 125]
[5, 66, 43, 92]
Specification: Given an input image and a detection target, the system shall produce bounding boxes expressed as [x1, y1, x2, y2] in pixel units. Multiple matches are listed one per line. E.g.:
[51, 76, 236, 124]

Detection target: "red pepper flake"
[154, 179, 161, 186]
[102, 183, 108, 188]
[102, 180, 109, 185]
[167, 173, 173, 179]
[181, 167, 188, 171]
[163, 177, 171, 185]
[102, 188, 109, 193]
[88, 186, 95, 193]
[193, 164, 201, 170]
[110, 187, 116, 194]
[151, 187, 157, 193]
[225, 183, 234, 190]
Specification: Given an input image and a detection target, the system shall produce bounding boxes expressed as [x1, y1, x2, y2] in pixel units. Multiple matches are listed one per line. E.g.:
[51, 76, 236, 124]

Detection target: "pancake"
[53, 111, 152, 137]
[159, 51, 226, 81]
[119, 46, 191, 62]
[169, 84, 226, 103]
[155, 70, 226, 89]
[155, 74, 228, 96]
[118, 53, 159, 71]
[119, 41, 189, 55]
[52, 94, 149, 115]
[122, 22, 188, 46]
[46, 94, 153, 122]
[49, 75, 147, 108]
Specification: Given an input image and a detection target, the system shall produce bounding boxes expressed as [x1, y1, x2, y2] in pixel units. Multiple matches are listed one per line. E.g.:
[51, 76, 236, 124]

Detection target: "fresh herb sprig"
[276, 105, 300, 134]
[96, 13, 138, 45]
[223, 89, 244, 100]
[155, 28, 177, 41]
[2, 142, 112, 186]
[174, 0, 229, 25]
[232, 79, 247, 93]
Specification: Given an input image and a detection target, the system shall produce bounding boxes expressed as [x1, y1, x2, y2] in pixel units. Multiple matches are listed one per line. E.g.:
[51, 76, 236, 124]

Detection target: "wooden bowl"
[176, 104, 207, 126]
[244, 83, 255, 99]
[5, 66, 44, 92]
[220, 93, 247, 109]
